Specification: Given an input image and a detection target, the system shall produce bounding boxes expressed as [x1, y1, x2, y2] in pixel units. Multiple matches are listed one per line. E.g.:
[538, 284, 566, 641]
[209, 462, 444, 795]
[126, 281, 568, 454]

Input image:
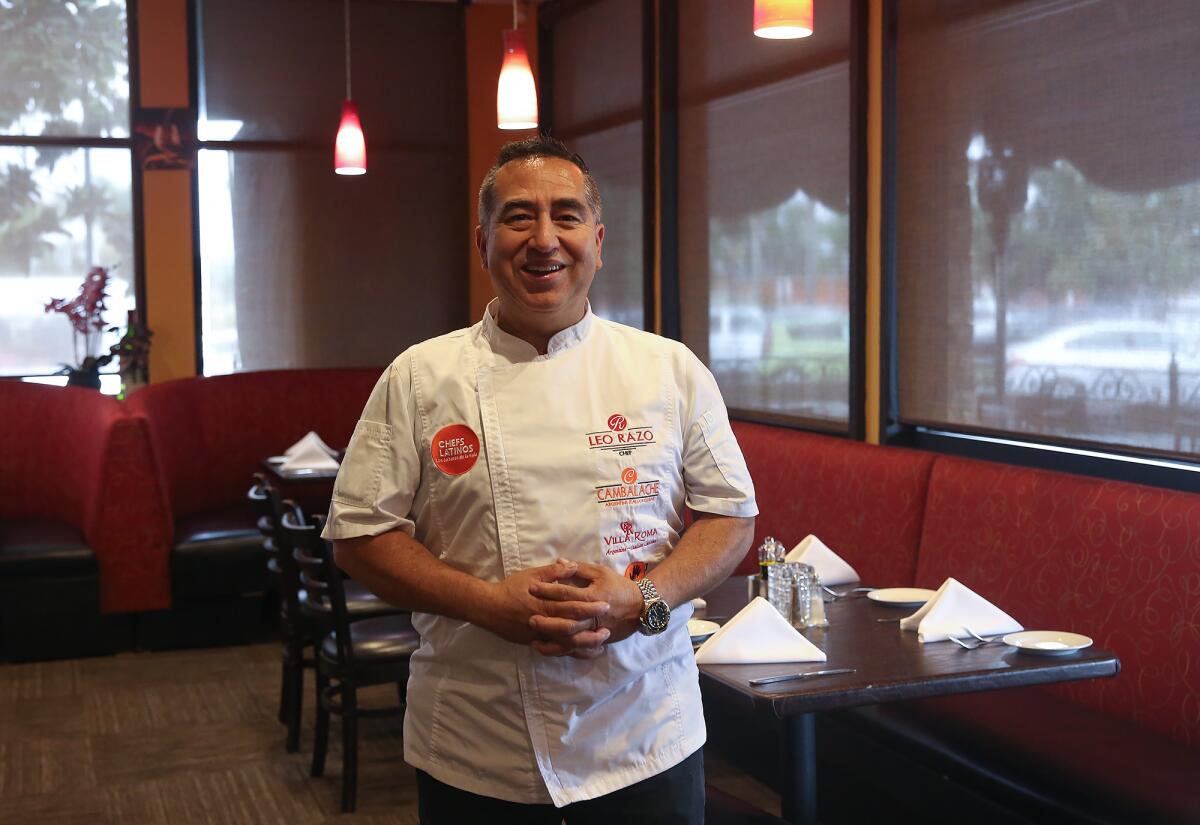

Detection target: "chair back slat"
[280, 504, 356, 670]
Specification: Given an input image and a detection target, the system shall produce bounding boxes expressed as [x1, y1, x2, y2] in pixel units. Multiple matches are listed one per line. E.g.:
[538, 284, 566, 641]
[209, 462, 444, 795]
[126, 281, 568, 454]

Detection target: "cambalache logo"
[586, 411, 655, 456]
[603, 518, 660, 556]
[596, 467, 660, 508]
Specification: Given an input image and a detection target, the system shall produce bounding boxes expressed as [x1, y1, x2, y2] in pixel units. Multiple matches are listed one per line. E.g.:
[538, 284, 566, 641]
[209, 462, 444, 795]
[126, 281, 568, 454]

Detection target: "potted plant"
[44, 266, 116, 389]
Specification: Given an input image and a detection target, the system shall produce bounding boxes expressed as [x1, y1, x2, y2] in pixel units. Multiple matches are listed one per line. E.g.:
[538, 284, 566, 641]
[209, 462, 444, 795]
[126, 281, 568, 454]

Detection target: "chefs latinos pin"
[431, 424, 480, 475]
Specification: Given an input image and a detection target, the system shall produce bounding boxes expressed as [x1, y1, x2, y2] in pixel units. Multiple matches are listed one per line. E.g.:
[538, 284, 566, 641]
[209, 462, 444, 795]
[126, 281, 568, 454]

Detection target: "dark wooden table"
[697, 576, 1121, 825]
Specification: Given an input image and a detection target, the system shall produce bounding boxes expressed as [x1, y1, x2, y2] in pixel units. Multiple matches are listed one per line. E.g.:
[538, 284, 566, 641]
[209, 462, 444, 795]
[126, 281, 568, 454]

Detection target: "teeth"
[526, 265, 564, 274]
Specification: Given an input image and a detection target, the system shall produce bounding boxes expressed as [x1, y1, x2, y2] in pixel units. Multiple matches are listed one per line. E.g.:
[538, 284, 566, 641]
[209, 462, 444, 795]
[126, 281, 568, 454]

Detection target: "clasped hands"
[484, 558, 644, 660]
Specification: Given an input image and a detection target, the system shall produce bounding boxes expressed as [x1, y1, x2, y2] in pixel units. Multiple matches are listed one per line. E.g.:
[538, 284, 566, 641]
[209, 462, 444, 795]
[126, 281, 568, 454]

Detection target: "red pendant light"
[497, 1, 538, 130]
[335, 0, 366, 175]
[753, 0, 814, 40]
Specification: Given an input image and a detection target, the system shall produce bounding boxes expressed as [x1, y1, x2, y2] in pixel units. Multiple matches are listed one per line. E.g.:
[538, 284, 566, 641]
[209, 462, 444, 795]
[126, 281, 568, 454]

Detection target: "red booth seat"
[728, 423, 1199, 823]
[125, 368, 383, 640]
[0, 382, 170, 660]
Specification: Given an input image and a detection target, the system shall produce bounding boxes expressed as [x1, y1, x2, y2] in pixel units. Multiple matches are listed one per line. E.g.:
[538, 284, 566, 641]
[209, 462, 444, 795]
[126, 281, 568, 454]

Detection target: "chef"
[324, 135, 757, 824]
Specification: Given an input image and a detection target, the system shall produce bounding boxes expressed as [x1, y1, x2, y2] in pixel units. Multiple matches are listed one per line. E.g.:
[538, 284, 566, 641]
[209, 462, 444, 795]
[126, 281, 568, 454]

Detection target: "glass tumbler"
[767, 562, 798, 621]
[790, 563, 816, 629]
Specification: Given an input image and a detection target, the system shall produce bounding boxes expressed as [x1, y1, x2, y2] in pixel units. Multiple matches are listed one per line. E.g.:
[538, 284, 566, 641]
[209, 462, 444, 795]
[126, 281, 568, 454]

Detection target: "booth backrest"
[0, 381, 170, 613]
[127, 368, 383, 523]
[916, 455, 1200, 747]
[731, 422, 936, 585]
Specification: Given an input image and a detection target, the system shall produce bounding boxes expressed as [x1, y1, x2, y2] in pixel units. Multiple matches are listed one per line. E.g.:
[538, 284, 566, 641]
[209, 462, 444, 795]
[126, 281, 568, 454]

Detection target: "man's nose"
[529, 214, 558, 251]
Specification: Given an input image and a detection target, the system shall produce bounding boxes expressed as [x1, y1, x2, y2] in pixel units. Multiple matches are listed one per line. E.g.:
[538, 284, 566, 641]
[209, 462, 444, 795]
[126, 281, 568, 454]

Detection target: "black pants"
[417, 748, 705, 825]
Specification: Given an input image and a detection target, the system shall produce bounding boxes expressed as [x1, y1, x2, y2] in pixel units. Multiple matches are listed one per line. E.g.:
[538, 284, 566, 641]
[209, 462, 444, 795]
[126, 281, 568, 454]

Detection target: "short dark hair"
[477, 135, 603, 227]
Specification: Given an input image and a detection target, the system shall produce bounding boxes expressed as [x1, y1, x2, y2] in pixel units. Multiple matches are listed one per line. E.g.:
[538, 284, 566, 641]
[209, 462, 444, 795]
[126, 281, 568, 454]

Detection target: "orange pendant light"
[497, 1, 538, 130]
[753, 0, 814, 40]
[334, 0, 366, 175]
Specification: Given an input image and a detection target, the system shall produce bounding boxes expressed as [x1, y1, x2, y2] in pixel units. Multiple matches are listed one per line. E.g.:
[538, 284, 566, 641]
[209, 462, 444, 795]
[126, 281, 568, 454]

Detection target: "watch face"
[645, 600, 671, 633]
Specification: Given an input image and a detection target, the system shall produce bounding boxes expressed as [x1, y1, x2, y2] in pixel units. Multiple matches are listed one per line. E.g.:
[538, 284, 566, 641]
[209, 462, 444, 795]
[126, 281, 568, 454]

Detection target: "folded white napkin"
[284, 431, 337, 458]
[784, 534, 860, 586]
[899, 577, 1023, 643]
[694, 597, 826, 664]
[280, 432, 339, 472]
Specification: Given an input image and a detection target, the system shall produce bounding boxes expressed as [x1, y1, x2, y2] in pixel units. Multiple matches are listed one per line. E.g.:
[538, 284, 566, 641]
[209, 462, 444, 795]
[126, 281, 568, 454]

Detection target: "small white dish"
[1002, 630, 1092, 655]
[267, 455, 288, 464]
[867, 587, 938, 608]
[688, 619, 720, 641]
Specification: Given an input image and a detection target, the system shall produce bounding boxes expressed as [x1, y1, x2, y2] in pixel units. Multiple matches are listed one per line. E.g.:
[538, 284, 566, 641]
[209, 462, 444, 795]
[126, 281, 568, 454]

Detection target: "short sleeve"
[679, 351, 758, 518]
[322, 357, 422, 540]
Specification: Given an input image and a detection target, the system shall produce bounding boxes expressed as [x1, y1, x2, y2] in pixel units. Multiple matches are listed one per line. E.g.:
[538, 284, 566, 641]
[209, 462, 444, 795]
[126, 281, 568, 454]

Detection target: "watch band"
[637, 578, 671, 635]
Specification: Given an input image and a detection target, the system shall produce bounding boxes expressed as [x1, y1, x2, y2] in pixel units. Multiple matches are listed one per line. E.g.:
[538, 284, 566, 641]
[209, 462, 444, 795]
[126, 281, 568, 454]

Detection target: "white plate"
[866, 587, 938, 608]
[688, 619, 721, 641]
[1002, 630, 1093, 655]
[267, 455, 288, 464]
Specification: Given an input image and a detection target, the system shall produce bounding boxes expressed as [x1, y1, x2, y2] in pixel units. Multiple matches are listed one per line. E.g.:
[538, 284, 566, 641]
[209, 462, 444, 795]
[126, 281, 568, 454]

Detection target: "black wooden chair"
[252, 475, 401, 754]
[281, 508, 419, 812]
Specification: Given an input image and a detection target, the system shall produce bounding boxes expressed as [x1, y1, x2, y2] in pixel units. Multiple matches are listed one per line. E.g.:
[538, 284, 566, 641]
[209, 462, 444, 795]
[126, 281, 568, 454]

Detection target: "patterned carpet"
[0, 643, 777, 823]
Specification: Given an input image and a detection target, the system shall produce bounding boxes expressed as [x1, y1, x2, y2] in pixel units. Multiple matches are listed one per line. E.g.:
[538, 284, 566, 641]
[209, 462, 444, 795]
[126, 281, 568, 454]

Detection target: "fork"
[949, 627, 1001, 649]
[821, 585, 875, 601]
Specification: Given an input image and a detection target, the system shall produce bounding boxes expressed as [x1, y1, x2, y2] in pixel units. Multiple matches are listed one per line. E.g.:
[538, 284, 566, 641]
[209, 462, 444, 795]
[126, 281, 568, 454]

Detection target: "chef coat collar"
[481, 299, 594, 361]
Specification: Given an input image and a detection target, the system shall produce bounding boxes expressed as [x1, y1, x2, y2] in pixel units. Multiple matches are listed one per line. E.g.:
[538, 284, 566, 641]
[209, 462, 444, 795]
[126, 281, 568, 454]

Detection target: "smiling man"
[325, 136, 757, 824]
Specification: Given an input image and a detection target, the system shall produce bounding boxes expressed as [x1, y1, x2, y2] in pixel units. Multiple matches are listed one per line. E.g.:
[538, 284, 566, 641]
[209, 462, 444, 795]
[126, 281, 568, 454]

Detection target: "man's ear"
[594, 223, 605, 271]
[474, 225, 488, 269]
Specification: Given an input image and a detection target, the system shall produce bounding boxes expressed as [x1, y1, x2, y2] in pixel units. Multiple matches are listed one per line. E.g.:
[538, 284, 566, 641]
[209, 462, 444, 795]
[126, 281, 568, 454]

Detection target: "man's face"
[475, 157, 604, 340]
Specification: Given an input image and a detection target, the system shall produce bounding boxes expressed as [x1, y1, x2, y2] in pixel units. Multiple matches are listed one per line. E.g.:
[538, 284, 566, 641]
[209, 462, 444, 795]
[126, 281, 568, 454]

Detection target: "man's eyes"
[503, 212, 584, 225]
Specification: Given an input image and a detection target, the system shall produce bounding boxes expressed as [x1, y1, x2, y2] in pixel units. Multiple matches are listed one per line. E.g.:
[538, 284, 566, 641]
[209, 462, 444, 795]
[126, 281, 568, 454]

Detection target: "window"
[677, 0, 853, 429]
[896, 0, 1200, 460]
[545, 0, 645, 329]
[0, 0, 134, 393]
[197, 0, 468, 374]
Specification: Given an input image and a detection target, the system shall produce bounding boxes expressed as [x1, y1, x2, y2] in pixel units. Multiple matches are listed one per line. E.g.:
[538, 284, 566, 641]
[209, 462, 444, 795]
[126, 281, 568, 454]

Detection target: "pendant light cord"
[512, 0, 518, 30]
[344, 0, 352, 99]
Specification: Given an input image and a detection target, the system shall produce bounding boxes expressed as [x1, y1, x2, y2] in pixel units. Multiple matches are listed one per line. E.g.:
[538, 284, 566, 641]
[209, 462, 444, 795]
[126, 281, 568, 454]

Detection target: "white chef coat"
[322, 302, 757, 807]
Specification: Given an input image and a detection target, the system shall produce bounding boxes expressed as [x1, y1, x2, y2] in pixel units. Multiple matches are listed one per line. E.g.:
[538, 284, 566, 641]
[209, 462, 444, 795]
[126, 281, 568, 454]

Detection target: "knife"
[748, 667, 856, 686]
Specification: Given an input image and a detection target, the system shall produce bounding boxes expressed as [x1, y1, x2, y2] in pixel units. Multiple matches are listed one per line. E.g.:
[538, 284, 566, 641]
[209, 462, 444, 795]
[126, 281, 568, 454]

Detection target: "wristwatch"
[637, 578, 671, 635]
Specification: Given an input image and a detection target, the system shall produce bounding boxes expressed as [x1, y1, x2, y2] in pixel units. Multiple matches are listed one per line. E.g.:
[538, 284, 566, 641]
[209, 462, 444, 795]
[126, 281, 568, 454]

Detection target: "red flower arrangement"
[44, 266, 119, 383]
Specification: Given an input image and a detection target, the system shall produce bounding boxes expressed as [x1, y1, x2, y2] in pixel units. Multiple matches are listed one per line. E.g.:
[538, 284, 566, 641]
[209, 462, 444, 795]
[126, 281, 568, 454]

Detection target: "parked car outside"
[1005, 320, 1200, 403]
[709, 305, 767, 368]
[758, 307, 849, 382]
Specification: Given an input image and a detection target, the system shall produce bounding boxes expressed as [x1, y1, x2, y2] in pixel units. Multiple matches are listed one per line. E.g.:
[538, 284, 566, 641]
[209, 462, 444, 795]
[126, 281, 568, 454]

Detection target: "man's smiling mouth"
[523, 263, 566, 276]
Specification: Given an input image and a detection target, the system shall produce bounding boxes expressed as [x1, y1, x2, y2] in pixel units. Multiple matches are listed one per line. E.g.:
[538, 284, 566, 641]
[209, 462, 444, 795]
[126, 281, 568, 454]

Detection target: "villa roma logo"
[586, 412, 656, 454]
[620, 521, 634, 535]
[431, 424, 480, 476]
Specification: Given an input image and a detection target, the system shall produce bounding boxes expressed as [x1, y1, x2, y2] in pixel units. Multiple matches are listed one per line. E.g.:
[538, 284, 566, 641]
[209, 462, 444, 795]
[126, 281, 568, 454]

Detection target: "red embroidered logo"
[431, 424, 480, 476]
[596, 469, 660, 508]
[620, 521, 634, 535]
[624, 561, 649, 581]
[605, 519, 660, 555]
[586, 414, 655, 455]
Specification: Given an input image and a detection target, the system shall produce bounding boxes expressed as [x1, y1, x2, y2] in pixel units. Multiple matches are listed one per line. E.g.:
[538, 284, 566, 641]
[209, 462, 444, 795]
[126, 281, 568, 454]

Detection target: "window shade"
[678, 0, 851, 427]
[896, 0, 1200, 459]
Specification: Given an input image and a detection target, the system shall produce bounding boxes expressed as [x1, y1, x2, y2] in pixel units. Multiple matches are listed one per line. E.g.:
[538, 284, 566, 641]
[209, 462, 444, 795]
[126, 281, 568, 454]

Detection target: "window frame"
[0, 0, 145, 384]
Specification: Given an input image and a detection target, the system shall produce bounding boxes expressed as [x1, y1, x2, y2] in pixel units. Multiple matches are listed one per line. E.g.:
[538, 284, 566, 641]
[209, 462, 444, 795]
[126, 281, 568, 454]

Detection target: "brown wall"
[136, 2, 541, 381]
[465, 3, 539, 324]
[137, 0, 196, 382]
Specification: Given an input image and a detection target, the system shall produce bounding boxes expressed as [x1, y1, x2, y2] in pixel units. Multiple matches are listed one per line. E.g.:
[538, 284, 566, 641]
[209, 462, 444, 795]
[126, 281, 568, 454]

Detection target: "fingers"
[531, 626, 610, 658]
[529, 558, 579, 583]
[529, 613, 607, 637]
[529, 580, 607, 604]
